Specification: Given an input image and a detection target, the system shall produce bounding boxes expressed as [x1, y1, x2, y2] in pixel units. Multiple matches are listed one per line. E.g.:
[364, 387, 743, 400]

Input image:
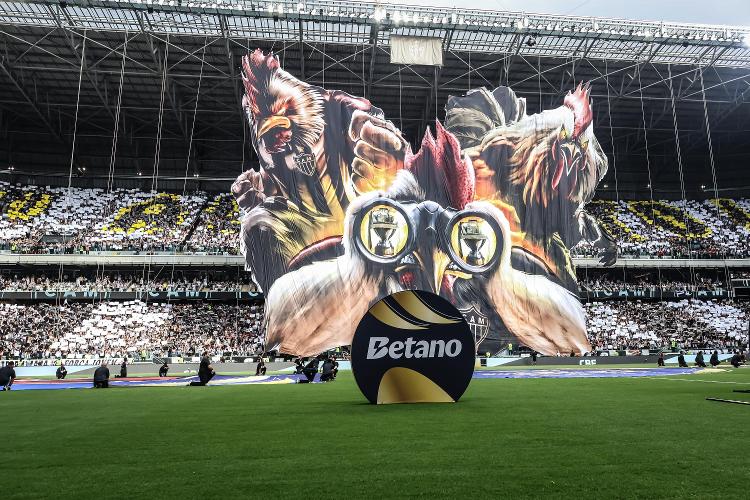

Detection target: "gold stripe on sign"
[392, 291, 462, 325]
[377, 367, 454, 404]
[369, 300, 428, 330]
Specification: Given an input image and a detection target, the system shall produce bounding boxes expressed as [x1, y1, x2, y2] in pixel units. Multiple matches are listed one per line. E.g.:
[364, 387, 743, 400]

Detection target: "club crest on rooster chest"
[458, 303, 490, 346]
[293, 152, 316, 176]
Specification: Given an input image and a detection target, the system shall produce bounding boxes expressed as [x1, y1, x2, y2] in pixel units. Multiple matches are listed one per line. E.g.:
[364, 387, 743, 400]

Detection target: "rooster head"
[241, 49, 325, 155]
[481, 82, 607, 208]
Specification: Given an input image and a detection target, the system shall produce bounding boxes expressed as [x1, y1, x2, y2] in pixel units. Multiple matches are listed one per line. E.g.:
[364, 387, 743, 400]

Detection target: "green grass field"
[4, 368, 749, 499]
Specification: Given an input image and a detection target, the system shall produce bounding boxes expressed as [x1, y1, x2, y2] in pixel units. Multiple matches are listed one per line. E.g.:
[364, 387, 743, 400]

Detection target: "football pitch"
[3, 367, 749, 499]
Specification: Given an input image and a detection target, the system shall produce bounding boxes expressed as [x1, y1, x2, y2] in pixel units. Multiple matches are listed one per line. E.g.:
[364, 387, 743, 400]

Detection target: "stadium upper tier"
[3, 182, 750, 260]
[0, 182, 239, 254]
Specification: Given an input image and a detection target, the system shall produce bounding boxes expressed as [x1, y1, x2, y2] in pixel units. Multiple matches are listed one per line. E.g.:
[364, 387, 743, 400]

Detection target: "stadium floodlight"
[373, 7, 386, 22]
[451, 12, 457, 24]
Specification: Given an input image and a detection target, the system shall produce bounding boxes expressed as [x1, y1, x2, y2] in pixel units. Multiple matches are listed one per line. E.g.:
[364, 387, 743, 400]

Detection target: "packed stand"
[585, 299, 749, 352]
[0, 271, 257, 292]
[187, 194, 241, 254]
[5, 181, 750, 258]
[0, 182, 239, 254]
[573, 199, 750, 259]
[579, 276, 727, 292]
[0, 302, 264, 360]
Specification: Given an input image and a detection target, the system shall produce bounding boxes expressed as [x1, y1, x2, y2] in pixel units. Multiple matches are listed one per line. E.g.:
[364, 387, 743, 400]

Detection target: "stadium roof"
[0, 0, 749, 196]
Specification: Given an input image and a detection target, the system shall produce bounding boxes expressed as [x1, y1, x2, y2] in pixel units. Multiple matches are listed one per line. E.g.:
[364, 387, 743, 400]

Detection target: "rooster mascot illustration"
[444, 84, 617, 291]
[232, 49, 409, 291]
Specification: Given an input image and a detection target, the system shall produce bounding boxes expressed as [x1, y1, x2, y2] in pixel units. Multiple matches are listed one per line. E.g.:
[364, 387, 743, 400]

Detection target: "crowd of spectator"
[585, 299, 749, 352]
[580, 276, 727, 292]
[0, 182, 240, 254]
[0, 271, 257, 292]
[0, 302, 264, 360]
[573, 198, 750, 259]
[5, 182, 750, 259]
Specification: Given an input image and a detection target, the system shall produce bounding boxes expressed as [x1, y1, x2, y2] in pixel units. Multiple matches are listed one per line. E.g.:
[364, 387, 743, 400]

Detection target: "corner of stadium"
[1, 1, 749, 498]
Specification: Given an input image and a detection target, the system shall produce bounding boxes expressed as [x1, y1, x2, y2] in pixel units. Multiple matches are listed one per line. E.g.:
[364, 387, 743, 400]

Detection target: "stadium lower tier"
[1, 299, 747, 360]
[3, 181, 750, 258]
[0, 302, 264, 360]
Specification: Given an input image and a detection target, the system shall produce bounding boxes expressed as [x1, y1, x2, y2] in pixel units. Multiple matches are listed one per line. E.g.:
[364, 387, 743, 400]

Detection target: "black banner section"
[0, 291, 264, 302]
[579, 289, 732, 301]
[351, 290, 475, 404]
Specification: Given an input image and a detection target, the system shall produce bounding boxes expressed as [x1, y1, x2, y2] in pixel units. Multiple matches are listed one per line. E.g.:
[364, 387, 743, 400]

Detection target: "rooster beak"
[562, 142, 578, 176]
[432, 249, 451, 294]
[257, 115, 292, 137]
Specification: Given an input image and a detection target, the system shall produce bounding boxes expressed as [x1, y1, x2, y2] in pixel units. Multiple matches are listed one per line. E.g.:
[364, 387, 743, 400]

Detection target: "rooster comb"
[241, 49, 280, 97]
[563, 82, 593, 139]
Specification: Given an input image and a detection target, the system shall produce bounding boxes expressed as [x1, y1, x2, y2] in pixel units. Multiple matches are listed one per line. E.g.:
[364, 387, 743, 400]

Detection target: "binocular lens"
[358, 203, 411, 261]
[448, 215, 499, 271]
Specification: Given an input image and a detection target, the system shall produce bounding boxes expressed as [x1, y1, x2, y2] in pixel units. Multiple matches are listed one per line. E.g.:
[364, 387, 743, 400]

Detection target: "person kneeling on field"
[0, 361, 16, 391]
[677, 351, 689, 368]
[298, 357, 320, 383]
[255, 359, 267, 376]
[159, 362, 169, 377]
[189, 353, 216, 386]
[56, 363, 68, 380]
[730, 351, 743, 368]
[320, 357, 336, 382]
[695, 351, 706, 368]
[710, 350, 720, 367]
[657, 352, 665, 367]
[93, 362, 110, 388]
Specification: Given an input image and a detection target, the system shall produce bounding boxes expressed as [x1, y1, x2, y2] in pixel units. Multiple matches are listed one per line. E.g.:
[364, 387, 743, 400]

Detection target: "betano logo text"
[366, 336, 463, 360]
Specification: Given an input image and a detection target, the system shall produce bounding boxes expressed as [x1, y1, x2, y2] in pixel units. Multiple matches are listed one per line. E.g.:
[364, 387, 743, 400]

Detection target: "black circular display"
[351, 290, 475, 404]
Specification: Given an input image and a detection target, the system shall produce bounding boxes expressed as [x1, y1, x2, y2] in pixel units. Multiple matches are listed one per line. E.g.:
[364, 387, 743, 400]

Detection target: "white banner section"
[390, 36, 443, 66]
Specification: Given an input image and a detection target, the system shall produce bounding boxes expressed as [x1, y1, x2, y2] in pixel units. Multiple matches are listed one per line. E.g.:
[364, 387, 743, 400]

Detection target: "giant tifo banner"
[232, 50, 616, 356]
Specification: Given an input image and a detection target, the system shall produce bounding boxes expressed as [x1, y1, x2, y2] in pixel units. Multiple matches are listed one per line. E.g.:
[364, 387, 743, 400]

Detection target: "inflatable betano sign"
[351, 290, 474, 404]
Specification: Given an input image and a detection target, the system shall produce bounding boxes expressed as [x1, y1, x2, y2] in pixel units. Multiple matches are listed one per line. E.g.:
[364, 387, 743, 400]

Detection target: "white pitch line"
[645, 377, 745, 384]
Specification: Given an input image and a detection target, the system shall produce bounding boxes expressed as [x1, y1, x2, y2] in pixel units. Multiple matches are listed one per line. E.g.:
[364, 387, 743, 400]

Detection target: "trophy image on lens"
[369, 207, 398, 257]
[459, 220, 487, 266]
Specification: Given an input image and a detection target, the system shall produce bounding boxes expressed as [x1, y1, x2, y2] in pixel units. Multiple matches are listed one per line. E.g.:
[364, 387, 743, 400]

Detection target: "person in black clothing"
[158, 362, 169, 377]
[116, 358, 128, 378]
[730, 351, 743, 368]
[677, 351, 689, 368]
[294, 358, 304, 374]
[0, 361, 16, 391]
[93, 362, 110, 388]
[56, 364, 68, 380]
[695, 351, 706, 368]
[299, 357, 319, 383]
[710, 350, 720, 367]
[531, 351, 538, 366]
[189, 353, 216, 386]
[255, 359, 267, 376]
[320, 357, 335, 382]
[331, 357, 339, 380]
[657, 351, 665, 367]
